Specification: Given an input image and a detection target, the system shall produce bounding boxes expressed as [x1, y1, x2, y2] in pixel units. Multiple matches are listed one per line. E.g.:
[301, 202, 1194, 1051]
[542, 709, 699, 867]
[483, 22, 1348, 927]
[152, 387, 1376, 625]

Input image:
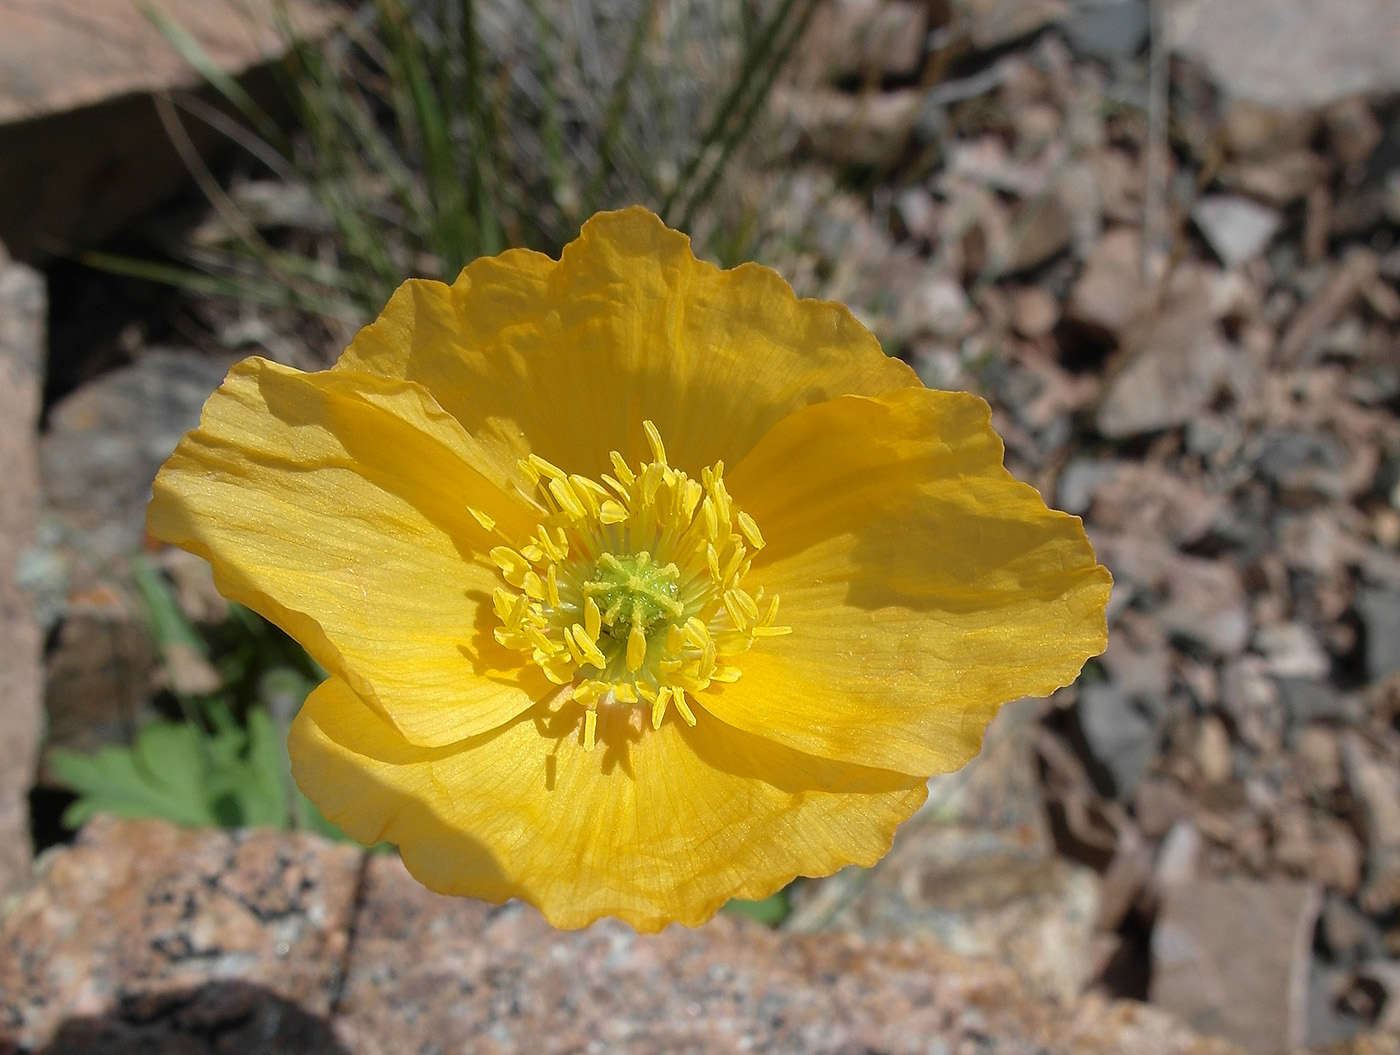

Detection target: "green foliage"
[722, 889, 791, 926]
[48, 557, 360, 843]
[91, 0, 822, 320]
[50, 706, 287, 830]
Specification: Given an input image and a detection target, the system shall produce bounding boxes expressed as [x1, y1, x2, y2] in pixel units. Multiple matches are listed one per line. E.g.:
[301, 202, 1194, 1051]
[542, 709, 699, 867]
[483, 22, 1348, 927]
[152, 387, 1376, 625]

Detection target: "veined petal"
[335, 207, 919, 484]
[148, 357, 547, 745]
[290, 676, 928, 932]
[718, 387, 1112, 775]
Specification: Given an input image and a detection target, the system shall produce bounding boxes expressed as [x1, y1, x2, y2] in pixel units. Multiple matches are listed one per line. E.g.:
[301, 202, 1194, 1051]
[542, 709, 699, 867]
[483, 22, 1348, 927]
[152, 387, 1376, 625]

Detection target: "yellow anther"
[468, 507, 496, 533]
[524, 624, 557, 656]
[643, 420, 667, 464]
[528, 453, 567, 480]
[571, 624, 607, 668]
[752, 624, 793, 637]
[685, 617, 710, 647]
[722, 544, 747, 586]
[706, 543, 721, 582]
[722, 590, 749, 630]
[599, 500, 628, 524]
[651, 691, 668, 730]
[548, 477, 586, 518]
[737, 511, 765, 550]
[562, 624, 588, 666]
[583, 708, 597, 752]
[613, 682, 637, 704]
[569, 475, 601, 517]
[700, 497, 718, 541]
[536, 526, 567, 562]
[731, 587, 760, 622]
[490, 547, 530, 587]
[546, 564, 560, 608]
[626, 623, 648, 672]
[585, 597, 602, 643]
[673, 691, 697, 726]
[608, 450, 636, 485]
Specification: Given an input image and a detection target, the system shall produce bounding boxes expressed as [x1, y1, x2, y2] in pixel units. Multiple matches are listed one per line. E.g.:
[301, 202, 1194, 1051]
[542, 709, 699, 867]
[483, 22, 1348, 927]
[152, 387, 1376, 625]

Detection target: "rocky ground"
[3, 0, 1400, 1053]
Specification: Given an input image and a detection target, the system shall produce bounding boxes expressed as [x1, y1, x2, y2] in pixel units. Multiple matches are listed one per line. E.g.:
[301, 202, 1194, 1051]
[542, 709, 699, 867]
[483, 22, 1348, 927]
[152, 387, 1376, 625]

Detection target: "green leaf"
[722, 889, 791, 926]
[50, 723, 220, 828]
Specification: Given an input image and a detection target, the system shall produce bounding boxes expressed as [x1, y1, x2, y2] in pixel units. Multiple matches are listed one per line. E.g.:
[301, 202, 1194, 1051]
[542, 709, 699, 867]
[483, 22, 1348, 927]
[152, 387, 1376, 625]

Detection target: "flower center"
[482, 421, 789, 750]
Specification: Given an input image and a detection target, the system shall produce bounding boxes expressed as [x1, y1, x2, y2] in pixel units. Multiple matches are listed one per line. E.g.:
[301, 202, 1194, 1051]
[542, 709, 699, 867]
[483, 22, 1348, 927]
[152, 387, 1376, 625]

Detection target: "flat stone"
[1065, 227, 1150, 340]
[0, 0, 330, 122]
[1151, 878, 1321, 1054]
[1191, 195, 1283, 269]
[1170, 0, 1400, 108]
[0, 245, 44, 902]
[1, 820, 1245, 1055]
[0, 0, 335, 259]
[1094, 535, 1251, 658]
[788, 703, 1099, 1001]
[0, 817, 364, 1051]
[1343, 735, 1400, 914]
[38, 348, 234, 596]
[1357, 587, 1400, 683]
[1079, 681, 1159, 799]
[796, 0, 929, 82]
[339, 854, 1239, 1055]
[962, 0, 1070, 50]
[1096, 273, 1232, 438]
[1062, 0, 1150, 60]
[771, 86, 923, 167]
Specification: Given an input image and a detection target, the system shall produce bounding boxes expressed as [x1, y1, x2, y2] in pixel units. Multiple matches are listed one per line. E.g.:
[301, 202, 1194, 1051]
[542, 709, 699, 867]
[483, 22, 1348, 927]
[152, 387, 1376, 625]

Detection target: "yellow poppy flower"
[148, 207, 1111, 932]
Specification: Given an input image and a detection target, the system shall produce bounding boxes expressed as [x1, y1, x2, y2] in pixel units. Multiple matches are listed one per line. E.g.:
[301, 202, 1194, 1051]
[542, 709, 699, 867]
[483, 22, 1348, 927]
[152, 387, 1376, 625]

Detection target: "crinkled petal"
[713, 386, 1112, 775]
[336, 206, 918, 483]
[148, 357, 548, 745]
[290, 676, 928, 932]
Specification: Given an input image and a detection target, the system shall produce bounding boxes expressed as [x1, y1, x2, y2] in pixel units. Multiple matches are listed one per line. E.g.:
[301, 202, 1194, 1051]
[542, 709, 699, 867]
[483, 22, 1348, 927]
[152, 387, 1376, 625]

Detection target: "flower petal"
[715, 386, 1112, 775]
[148, 357, 548, 745]
[290, 676, 928, 932]
[336, 207, 919, 481]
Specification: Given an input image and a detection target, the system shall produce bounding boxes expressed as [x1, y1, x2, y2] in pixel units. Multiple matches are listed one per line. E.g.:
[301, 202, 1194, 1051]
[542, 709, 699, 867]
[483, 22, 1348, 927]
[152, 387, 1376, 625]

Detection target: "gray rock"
[38, 348, 234, 595]
[788, 703, 1101, 1001]
[1171, 0, 1400, 108]
[1319, 894, 1381, 965]
[1191, 195, 1283, 269]
[1255, 429, 1350, 490]
[0, 244, 44, 901]
[1276, 678, 1350, 728]
[1151, 878, 1321, 1054]
[1357, 587, 1400, 683]
[1096, 279, 1231, 439]
[1062, 0, 1150, 60]
[1078, 681, 1159, 799]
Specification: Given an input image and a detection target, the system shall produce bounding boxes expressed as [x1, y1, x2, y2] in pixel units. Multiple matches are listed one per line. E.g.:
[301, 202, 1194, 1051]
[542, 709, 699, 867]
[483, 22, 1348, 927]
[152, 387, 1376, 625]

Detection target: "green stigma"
[583, 551, 684, 640]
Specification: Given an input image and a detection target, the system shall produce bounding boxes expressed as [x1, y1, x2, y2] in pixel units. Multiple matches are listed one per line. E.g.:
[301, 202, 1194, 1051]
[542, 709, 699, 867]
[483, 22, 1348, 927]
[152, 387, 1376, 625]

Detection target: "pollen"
[489, 421, 789, 748]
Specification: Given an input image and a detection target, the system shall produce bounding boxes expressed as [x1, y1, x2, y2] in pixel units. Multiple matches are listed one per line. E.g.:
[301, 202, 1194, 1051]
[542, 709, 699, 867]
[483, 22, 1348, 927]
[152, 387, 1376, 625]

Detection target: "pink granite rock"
[0, 817, 364, 1051]
[1, 818, 1245, 1055]
[0, 244, 44, 903]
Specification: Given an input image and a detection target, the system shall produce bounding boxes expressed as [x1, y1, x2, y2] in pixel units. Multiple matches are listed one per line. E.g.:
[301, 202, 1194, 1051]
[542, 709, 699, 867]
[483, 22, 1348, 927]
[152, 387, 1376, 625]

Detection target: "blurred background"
[1, 0, 1399, 1052]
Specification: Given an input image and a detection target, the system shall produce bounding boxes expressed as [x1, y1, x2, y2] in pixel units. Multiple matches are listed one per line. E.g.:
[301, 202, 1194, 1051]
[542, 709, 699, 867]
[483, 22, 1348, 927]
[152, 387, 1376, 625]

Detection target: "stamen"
[486, 422, 785, 741]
